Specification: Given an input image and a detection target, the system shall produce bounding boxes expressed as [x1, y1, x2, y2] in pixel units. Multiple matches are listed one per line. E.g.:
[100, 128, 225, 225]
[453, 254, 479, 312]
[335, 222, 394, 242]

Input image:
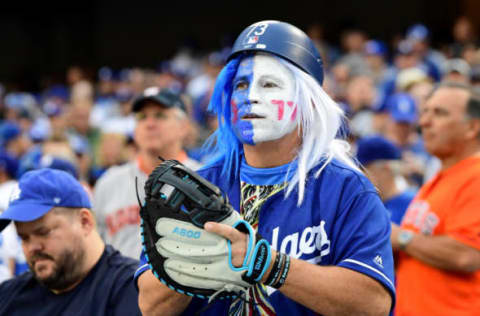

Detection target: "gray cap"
[444, 58, 471, 78]
[132, 87, 186, 113]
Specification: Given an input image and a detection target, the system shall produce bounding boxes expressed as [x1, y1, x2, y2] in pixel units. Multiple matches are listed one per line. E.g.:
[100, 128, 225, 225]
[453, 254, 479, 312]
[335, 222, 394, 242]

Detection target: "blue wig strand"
[202, 55, 243, 179]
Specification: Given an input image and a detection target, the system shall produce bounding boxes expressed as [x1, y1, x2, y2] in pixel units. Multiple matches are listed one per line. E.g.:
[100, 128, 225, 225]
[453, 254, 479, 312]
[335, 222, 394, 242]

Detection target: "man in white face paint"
[231, 54, 298, 146]
[136, 21, 395, 316]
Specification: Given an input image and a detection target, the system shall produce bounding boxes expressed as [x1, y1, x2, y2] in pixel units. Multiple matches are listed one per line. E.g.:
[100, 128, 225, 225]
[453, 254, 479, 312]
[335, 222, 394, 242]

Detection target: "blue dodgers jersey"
[137, 159, 395, 315]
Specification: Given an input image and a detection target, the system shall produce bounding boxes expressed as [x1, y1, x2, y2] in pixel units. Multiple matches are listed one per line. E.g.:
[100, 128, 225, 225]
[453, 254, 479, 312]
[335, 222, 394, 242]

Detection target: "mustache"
[30, 252, 55, 264]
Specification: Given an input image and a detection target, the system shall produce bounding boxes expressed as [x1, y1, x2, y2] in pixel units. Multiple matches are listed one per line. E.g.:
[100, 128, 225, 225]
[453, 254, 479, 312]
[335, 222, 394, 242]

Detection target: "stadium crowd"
[0, 16, 480, 315]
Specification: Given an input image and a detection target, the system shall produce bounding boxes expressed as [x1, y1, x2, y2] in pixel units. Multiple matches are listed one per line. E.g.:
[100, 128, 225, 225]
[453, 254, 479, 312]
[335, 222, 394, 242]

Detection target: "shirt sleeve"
[333, 191, 396, 306]
[108, 266, 142, 316]
[133, 250, 150, 287]
[92, 181, 108, 241]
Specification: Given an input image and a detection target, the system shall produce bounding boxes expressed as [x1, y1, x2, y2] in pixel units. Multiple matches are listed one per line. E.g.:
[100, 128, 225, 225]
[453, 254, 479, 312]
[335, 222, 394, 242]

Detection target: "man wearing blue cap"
[364, 40, 393, 88]
[384, 93, 430, 186]
[0, 168, 141, 315]
[0, 121, 32, 158]
[137, 21, 394, 316]
[405, 24, 445, 82]
[356, 136, 417, 225]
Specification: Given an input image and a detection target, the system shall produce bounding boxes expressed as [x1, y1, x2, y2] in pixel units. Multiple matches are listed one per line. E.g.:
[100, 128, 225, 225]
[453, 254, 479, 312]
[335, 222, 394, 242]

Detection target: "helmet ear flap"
[229, 20, 324, 86]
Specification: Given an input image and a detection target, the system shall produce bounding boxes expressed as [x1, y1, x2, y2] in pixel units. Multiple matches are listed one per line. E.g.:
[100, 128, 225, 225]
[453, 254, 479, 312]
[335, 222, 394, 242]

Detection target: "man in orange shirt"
[391, 82, 480, 316]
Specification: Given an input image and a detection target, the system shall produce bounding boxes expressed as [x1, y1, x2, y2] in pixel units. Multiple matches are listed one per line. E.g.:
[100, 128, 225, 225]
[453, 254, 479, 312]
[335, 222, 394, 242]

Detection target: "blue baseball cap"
[0, 121, 22, 147]
[43, 100, 64, 117]
[0, 168, 91, 232]
[396, 40, 415, 56]
[356, 136, 401, 166]
[365, 40, 387, 56]
[114, 87, 134, 103]
[387, 93, 418, 123]
[39, 155, 79, 179]
[0, 149, 19, 179]
[406, 24, 429, 42]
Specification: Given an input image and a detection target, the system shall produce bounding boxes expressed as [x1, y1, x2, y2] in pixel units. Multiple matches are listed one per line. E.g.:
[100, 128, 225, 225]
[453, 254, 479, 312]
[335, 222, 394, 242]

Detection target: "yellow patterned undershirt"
[228, 181, 287, 316]
[240, 181, 287, 229]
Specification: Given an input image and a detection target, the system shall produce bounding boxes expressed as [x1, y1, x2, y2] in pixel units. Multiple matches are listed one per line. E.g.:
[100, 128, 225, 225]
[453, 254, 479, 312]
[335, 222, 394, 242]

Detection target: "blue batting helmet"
[229, 20, 324, 85]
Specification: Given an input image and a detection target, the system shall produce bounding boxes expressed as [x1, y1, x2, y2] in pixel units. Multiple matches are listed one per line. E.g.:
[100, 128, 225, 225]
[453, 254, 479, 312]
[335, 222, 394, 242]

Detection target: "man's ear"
[465, 118, 480, 140]
[78, 208, 95, 235]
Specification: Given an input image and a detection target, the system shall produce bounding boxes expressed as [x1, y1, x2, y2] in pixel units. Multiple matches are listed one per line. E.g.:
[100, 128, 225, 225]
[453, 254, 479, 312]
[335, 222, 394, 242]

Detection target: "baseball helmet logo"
[230, 20, 324, 85]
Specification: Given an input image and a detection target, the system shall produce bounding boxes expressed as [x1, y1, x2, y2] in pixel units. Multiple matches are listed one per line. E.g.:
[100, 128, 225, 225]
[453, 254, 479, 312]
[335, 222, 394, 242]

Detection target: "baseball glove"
[139, 159, 272, 300]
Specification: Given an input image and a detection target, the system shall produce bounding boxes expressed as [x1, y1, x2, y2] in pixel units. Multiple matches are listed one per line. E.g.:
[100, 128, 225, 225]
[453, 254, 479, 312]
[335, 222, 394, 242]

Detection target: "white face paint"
[231, 54, 298, 145]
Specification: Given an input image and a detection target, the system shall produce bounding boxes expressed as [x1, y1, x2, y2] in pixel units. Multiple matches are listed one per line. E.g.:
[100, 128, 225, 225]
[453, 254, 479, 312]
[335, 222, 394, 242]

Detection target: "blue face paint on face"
[231, 57, 255, 145]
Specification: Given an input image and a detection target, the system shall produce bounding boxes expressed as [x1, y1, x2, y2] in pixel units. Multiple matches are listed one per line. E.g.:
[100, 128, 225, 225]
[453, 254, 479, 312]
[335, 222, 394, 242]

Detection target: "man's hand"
[138, 270, 192, 316]
[204, 221, 249, 267]
[390, 223, 402, 250]
[204, 221, 276, 282]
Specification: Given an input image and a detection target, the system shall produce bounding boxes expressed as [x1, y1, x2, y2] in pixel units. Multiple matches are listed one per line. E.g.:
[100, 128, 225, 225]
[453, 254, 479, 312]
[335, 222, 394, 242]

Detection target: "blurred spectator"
[371, 101, 391, 136]
[391, 82, 480, 316]
[127, 68, 148, 94]
[0, 150, 26, 282]
[0, 223, 26, 282]
[97, 86, 136, 136]
[93, 87, 201, 259]
[394, 40, 420, 71]
[96, 133, 128, 172]
[384, 93, 429, 186]
[337, 29, 370, 77]
[87, 132, 129, 187]
[395, 67, 434, 109]
[42, 85, 69, 105]
[307, 22, 340, 67]
[38, 155, 79, 179]
[66, 65, 87, 86]
[16, 139, 76, 176]
[154, 61, 184, 94]
[405, 23, 445, 81]
[378, 41, 427, 103]
[395, 67, 430, 92]
[449, 16, 478, 58]
[0, 169, 141, 315]
[66, 102, 100, 166]
[70, 81, 94, 106]
[0, 121, 38, 172]
[356, 136, 416, 225]
[442, 58, 471, 83]
[344, 75, 378, 138]
[187, 51, 225, 133]
[364, 40, 391, 86]
[3, 92, 43, 134]
[460, 42, 480, 67]
[96, 67, 119, 106]
[43, 99, 68, 140]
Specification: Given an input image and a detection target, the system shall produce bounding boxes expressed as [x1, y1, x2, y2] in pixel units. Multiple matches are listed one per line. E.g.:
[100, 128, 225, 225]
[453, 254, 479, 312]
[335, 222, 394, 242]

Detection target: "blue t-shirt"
[384, 190, 417, 225]
[0, 245, 141, 316]
[136, 158, 396, 315]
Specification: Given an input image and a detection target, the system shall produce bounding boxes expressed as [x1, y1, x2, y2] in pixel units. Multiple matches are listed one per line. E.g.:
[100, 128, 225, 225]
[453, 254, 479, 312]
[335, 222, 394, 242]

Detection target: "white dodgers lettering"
[271, 221, 331, 262]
